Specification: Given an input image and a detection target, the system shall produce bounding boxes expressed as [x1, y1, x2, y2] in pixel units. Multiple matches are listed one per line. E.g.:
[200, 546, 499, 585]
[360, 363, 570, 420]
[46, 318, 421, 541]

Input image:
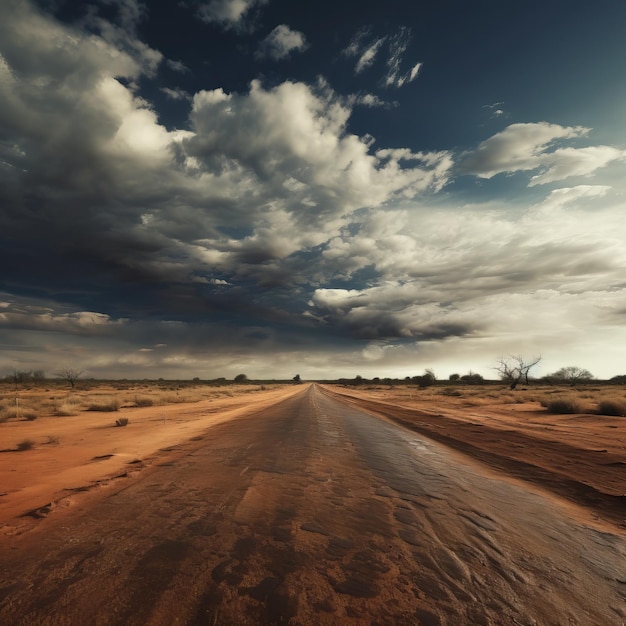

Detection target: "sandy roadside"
[321, 384, 626, 528]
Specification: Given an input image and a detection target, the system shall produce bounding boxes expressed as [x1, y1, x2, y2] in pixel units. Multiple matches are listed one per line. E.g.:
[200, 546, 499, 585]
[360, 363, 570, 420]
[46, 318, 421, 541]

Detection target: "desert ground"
[0, 380, 624, 624]
[0, 381, 301, 527]
[324, 383, 626, 528]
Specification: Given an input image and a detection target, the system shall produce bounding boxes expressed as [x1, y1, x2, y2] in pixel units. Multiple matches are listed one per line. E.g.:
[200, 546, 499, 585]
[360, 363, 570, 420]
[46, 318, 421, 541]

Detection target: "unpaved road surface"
[1, 384, 625, 625]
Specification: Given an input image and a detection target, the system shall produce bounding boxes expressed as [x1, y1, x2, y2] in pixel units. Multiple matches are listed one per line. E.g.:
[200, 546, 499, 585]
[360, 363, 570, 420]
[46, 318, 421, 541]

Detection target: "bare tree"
[549, 366, 593, 385]
[55, 368, 83, 388]
[8, 369, 35, 389]
[8, 369, 22, 391]
[495, 355, 541, 390]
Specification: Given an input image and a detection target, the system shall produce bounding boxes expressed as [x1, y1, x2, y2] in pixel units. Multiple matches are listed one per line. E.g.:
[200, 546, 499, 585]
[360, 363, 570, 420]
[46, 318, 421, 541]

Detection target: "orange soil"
[0, 384, 302, 533]
[322, 385, 626, 527]
[1, 383, 624, 534]
[0, 384, 624, 625]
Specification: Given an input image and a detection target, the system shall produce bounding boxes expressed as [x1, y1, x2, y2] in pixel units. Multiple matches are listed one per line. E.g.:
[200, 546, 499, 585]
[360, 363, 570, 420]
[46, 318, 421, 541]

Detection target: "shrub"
[0, 406, 36, 421]
[115, 417, 129, 427]
[496, 393, 519, 404]
[87, 398, 120, 412]
[461, 372, 484, 384]
[544, 396, 586, 414]
[16, 439, 35, 451]
[134, 397, 153, 407]
[440, 388, 462, 397]
[55, 403, 79, 416]
[597, 399, 626, 417]
[156, 392, 203, 404]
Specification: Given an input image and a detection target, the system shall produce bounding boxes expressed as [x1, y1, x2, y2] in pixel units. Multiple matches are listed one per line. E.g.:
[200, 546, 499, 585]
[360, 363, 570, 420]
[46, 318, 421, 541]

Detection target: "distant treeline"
[320, 373, 626, 387]
[4, 371, 626, 387]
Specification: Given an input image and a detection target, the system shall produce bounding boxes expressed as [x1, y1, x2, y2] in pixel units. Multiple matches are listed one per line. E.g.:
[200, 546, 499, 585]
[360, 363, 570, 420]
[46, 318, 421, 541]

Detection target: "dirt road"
[1, 384, 625, 625]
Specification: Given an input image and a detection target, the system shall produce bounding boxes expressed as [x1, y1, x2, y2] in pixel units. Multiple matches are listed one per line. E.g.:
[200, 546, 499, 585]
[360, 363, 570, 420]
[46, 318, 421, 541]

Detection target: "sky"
[1, 0, 626, 381]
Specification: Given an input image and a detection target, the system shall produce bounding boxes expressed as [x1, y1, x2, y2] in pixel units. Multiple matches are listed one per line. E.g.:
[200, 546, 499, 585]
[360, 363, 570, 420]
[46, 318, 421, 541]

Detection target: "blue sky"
[1, 0, 626, 380]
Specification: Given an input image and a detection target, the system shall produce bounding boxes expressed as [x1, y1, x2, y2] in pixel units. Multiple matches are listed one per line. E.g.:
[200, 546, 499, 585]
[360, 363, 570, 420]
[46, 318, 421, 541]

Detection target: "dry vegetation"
[349, 381, 626, 417]
[327, 380, 626, 525]
[0, 381, 296, 527]
[1, 379, 625, 425]
[0, 379, 268, 423]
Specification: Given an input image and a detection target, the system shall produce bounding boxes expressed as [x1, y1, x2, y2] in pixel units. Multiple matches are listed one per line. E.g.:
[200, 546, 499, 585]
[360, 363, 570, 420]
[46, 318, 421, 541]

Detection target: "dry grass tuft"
[54, 402, 80, 416]
[542, 396, 587, 414]
[0, 405, 37, 421]
[439, 388, 463, 397]
[87, 398, 121, 412]
[16, 439, 35, 451]
[156, 392, 204, 404]
[133, 396, 153, 407]
[597, 398, 626, 417]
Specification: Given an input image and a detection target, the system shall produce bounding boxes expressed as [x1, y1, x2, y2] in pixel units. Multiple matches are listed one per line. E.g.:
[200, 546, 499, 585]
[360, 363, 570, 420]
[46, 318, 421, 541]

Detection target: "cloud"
[528, 145, 626, 185]
[342, 27, 373, 59]
[407, 62, 422, 82]
[78, 0, 162, 77]
[0, 290, 338, 379]
[161, 86, 190, 100]
[309, 285, 482, 340]
[197, 0, 267, 29]
[384, 27, 420, 87]
[352, 93, 397, 108]
[257, 25, 308, 60]
[343, 26, 422, 88]
[98, 0, 146, 31]
[482, 102, 507, 119]
[461, 122, 626, 185]
[184, 79, 453, 229]
[0, 1, 454, 328]
[166, 59, 189, 73]
[531, 184, 611, 211]
[2, 1, 626, 380]
[0, 298, 127, 335]
[355, 37, 387, 73]
[306, 185, 626, 344]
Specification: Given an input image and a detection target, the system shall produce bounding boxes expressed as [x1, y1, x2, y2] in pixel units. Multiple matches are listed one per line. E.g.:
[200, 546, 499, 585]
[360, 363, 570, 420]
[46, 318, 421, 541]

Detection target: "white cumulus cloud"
[461, 122, 626, 185]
